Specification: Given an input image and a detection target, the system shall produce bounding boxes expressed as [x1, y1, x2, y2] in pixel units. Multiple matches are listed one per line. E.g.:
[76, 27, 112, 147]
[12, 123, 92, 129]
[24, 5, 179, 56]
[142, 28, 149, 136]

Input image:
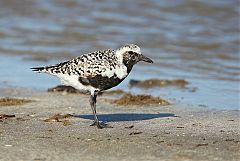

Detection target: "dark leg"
[89, 93, 101, 128]
[89, 91, 112, 129]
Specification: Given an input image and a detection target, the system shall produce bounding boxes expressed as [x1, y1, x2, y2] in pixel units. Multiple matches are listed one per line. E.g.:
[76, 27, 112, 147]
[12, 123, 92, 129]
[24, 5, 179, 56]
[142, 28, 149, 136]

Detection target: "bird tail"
[31, 67, 46, 73]
[31, 64, 63, 75]
[31, 65, 58, 74]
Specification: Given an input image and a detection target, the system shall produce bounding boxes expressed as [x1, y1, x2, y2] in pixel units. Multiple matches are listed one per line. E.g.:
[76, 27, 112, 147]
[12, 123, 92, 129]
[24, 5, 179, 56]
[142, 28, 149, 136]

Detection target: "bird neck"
[124, 62, 134, 74]
[115, 49, 124, 63]
[115, 49, 134, 74]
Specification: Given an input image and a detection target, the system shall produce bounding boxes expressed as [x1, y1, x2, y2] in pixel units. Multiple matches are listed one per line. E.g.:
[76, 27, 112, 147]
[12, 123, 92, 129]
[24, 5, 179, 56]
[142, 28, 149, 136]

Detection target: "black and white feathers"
[31, 44, 153, 94]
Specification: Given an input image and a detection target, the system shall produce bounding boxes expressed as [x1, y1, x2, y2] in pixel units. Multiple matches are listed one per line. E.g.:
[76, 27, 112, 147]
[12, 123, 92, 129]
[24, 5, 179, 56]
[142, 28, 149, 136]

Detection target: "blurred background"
[0, 0, 239, 109]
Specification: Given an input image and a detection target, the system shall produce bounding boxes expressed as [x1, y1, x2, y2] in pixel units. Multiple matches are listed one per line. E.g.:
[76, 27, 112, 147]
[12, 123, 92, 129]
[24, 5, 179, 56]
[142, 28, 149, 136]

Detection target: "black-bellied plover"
[31, 44, 153, 128]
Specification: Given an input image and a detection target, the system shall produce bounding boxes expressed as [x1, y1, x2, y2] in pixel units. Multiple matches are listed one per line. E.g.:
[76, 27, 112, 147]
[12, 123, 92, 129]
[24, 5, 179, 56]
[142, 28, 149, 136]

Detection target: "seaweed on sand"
[112, 93, 170, 106]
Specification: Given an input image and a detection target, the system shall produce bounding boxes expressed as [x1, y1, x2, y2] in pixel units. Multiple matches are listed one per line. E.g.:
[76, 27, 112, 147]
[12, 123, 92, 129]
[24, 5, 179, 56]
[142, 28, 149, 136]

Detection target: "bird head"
[116, 44, 153, 66]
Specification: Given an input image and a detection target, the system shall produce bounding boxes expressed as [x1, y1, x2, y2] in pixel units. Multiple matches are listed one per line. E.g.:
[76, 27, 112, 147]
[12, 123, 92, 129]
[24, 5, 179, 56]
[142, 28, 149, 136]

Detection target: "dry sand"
[0, 87, 239, 161]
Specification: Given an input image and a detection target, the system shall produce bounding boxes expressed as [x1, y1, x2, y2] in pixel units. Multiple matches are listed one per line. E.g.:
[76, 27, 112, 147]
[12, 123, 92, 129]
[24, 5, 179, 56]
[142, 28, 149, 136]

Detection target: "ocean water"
[0, 0, 239, 109]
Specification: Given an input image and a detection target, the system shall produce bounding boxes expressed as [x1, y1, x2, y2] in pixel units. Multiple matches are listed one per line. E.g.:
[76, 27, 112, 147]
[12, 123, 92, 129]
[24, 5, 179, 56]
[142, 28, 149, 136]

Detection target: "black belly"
[79, 74, 126, 91]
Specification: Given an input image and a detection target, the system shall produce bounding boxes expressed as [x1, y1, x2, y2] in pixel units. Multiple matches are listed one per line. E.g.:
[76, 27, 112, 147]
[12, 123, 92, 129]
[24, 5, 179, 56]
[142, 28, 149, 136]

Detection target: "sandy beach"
[0, 87, 239, 161]
[0, 0, 239, 161]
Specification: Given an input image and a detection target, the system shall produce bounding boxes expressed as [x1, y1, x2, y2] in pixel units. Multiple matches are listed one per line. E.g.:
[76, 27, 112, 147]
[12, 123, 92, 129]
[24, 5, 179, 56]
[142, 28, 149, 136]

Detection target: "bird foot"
[90, 121, 113, 129]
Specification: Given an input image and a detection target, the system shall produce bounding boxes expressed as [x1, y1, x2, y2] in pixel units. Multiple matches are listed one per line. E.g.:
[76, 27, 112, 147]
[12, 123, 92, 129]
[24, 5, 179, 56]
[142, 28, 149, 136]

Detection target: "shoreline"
[0, 54, 239, 110]
[0, 87, 239, 161]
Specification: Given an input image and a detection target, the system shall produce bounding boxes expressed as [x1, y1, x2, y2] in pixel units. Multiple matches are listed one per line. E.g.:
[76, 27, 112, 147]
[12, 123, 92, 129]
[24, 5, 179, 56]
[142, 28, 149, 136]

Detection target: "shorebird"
[31, 44, 153, 128]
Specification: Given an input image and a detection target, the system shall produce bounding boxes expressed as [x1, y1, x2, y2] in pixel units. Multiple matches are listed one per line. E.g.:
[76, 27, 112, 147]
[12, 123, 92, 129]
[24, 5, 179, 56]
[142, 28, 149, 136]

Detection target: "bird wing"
[73, 52, 126, 90]
[31, 49, 119, 90]
[55, 49, 116, 78]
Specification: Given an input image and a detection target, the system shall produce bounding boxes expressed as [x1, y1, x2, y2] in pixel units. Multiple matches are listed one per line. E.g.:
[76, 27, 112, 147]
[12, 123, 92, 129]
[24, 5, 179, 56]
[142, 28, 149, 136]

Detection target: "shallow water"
[0, 0, 239, 109]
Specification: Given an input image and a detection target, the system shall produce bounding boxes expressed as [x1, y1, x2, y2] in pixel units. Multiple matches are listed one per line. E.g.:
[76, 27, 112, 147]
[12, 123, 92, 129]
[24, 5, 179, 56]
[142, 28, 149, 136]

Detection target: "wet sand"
[0, 88, 239, 161]
[0, 1, 239, 160]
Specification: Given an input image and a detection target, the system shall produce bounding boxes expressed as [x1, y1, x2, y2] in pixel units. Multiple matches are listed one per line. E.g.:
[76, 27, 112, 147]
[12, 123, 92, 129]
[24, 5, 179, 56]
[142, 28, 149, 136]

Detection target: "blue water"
[0, 55, 238, 110]
[0, 0, 239, 109]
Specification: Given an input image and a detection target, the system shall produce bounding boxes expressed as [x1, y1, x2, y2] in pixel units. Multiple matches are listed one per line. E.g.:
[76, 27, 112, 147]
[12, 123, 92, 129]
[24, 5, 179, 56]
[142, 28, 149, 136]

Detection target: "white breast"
[114, 64, 128, 79]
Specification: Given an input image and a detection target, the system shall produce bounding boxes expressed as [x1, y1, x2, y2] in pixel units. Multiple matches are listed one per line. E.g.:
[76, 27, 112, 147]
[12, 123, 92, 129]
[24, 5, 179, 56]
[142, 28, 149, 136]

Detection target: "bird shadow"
[74, 113, 177, 122]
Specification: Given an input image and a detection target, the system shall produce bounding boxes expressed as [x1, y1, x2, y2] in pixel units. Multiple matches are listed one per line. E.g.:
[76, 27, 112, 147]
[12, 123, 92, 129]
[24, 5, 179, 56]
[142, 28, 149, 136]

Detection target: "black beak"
[140, 55, 153, 63]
